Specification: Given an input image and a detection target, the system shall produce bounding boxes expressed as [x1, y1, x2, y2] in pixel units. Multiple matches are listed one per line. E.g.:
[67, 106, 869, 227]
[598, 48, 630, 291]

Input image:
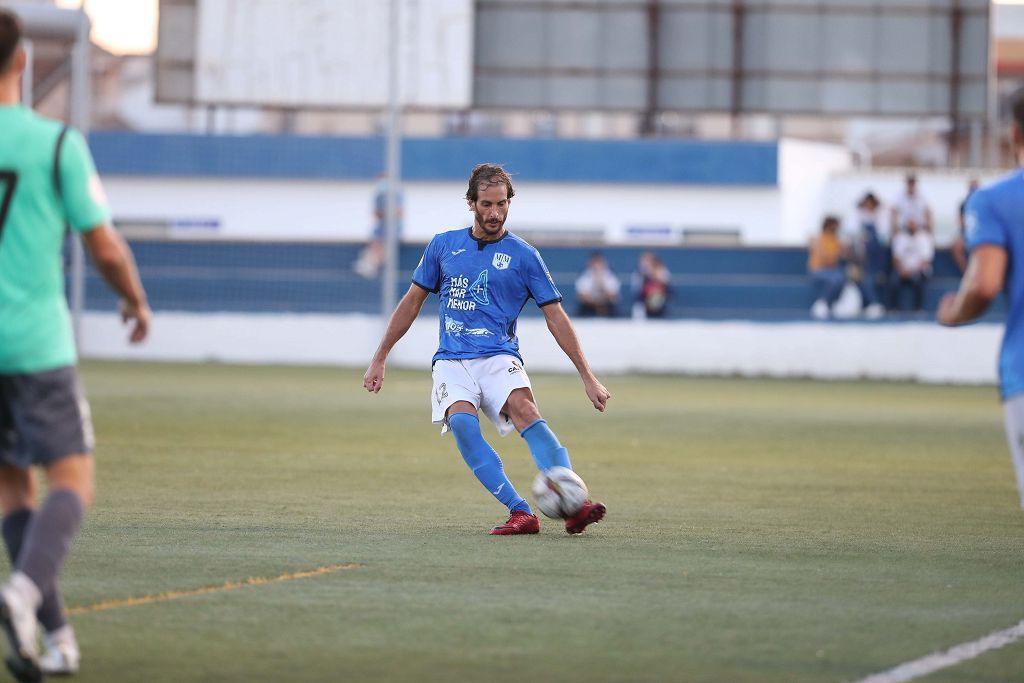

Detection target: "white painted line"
[850, 619, 1024, 683]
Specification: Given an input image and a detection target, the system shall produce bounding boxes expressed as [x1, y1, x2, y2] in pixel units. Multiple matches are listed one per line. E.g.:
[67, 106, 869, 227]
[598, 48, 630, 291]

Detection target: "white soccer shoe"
[864, 303, 886, 320]
[810, 299, 829, 320]
[40, 625, 80, 676]
[0, 574, 41, 682]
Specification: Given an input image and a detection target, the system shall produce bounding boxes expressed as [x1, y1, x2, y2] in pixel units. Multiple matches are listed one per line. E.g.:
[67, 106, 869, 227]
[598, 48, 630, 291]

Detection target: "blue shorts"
[0, 366, 94, 468]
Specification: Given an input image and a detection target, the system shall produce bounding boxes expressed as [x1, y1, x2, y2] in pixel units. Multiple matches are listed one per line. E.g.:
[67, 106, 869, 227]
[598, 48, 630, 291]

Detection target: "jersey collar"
[468, 226, 509, 250]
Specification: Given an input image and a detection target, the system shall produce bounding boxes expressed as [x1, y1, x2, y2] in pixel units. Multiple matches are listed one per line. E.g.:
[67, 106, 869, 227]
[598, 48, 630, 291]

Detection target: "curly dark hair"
[465, 163, 515, 202]
[0, 9, 22, 74]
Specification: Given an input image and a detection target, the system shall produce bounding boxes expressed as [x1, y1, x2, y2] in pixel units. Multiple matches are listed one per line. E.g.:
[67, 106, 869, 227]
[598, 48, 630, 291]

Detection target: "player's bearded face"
[470, 183, 510, 239]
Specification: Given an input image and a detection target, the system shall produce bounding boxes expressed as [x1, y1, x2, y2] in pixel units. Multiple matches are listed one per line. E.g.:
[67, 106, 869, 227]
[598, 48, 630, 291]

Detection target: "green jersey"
[0, 105, 109, 373]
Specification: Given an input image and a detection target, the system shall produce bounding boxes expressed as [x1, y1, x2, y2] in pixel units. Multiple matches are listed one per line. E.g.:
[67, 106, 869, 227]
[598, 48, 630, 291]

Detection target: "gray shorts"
[0, 366, 94, 468]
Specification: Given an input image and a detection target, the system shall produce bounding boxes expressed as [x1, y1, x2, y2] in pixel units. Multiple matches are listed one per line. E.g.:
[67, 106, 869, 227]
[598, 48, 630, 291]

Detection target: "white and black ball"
[531, 466, 588, 519]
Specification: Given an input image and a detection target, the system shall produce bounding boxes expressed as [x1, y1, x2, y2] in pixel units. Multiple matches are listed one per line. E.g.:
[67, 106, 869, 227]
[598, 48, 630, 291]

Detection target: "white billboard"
[185, 0, 472, 108]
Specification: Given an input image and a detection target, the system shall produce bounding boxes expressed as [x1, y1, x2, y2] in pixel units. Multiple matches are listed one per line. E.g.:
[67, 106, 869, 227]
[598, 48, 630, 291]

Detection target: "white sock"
[7, 571, 41, 610]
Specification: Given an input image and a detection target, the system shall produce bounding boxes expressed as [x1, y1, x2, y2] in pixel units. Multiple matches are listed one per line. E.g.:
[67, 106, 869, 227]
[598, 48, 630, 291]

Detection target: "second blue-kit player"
[363, 163, 610, 535]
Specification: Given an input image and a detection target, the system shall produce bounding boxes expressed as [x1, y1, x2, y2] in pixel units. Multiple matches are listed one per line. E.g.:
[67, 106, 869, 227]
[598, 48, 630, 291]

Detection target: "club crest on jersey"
[492, 253, 511, 270]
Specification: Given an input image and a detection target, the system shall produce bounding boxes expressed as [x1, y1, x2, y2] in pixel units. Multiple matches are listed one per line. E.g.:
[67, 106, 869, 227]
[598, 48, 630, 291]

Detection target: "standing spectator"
[890, 172, 933, 235]
[354, 174, 404, 279]
[575, 252, 620, 317]
[846, 192, 888, 319]
[634, 251, 670, 319]
[951, 178, 980, 274]
[889, 219, 934, 313]
[808, 216, 847, 320]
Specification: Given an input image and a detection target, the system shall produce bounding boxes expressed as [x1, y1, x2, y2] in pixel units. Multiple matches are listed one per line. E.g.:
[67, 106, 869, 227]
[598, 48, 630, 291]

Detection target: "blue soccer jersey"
[412, 228, 562, 364]
[965, 170, 1024, 400]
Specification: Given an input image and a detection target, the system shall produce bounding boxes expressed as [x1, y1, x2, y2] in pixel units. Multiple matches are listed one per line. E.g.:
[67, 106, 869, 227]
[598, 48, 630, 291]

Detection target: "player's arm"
[540, 302, 610, 412]
[937, 245, 1006, 326]
[363, 283, 430, 393]
[81, 224, 150, 343]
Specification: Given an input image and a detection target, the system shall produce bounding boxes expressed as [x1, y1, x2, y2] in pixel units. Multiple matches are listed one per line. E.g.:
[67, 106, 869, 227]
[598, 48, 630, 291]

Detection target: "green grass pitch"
[37, 361, 1024, 682]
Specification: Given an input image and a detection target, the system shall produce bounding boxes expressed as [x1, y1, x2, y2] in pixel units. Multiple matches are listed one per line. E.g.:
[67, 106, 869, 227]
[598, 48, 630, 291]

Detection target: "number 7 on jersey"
[0, 171, 18, 244]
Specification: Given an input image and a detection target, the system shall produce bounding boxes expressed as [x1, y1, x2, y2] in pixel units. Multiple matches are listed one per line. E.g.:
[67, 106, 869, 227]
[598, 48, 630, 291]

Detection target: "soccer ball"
[532, 467, 588, 519]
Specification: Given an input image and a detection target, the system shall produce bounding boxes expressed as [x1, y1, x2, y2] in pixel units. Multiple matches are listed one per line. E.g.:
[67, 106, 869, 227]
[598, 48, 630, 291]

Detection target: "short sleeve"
[965, 189, 1007, 252]
[412, 235, 442, 293]
[58, 128, 110, 233]
[525, 248, 562, 306]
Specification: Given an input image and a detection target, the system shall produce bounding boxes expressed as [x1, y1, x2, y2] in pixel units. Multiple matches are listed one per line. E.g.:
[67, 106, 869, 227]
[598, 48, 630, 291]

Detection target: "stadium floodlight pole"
[68, 8, 91, 347]
[381, 0, 403, 318]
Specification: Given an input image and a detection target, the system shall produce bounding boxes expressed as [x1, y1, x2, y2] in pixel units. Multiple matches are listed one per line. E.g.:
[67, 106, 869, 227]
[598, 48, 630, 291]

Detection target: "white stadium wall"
[99, 136, 852, 245]
[103, 178, 783, 245]
[104, 139, 988, 247]
[96, 132, 999, 248]
[81, 313, 1002, 386]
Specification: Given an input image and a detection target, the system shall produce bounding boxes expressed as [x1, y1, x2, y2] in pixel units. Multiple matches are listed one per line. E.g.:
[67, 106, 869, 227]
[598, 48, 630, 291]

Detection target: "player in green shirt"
[0, 9, 149, 681]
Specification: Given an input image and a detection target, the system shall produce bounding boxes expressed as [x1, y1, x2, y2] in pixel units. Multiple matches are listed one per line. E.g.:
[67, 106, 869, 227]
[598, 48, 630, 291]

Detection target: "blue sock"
[449, 413, 531, 514]
[520, 419, 572, 471]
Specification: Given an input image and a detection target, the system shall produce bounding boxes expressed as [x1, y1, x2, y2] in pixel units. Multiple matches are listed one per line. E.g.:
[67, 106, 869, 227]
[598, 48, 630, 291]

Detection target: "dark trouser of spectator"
[889, 272, 928, 312]
[578, 302, 615, 318]
[858, 235, 888, 307]
[811, 267, 846, 305]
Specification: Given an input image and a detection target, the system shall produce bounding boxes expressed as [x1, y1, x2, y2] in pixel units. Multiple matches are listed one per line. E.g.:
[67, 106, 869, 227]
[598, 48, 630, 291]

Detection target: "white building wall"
[779, 139, 856, 244]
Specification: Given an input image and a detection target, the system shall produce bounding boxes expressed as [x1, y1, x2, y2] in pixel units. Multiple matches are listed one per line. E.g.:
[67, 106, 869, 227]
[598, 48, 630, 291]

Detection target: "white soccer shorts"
[430, 355, 532, 437]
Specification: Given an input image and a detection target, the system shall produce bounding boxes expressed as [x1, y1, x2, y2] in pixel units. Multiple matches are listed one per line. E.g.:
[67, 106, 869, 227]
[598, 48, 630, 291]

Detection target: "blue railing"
[80, 241, 998, 321]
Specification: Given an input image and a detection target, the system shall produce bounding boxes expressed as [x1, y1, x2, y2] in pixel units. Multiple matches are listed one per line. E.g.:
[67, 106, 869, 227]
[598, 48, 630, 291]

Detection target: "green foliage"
[46, 362, 1024, 681]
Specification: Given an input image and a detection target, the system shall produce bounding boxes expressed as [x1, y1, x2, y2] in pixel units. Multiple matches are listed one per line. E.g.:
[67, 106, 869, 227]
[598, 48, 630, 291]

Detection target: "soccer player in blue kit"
[363, 163, 611, 535]
[938, 90, 1024, 510]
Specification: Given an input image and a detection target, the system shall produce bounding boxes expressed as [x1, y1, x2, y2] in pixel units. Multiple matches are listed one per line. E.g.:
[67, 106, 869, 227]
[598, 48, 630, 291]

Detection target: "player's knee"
[0, 467, 36, 514]
[448, 412, 481, 441]
[45, 454, 94, 510]
[505, 395, 542, 429]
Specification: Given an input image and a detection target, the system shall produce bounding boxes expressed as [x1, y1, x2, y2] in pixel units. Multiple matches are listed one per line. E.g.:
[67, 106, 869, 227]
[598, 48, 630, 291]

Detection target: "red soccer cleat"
[489, 510, 540, 535]
[564, 500, 606, 535]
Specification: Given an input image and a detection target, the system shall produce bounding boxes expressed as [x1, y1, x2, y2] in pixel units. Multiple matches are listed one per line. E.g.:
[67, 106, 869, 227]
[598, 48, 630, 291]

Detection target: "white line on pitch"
[849, 619, 1024, 683]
